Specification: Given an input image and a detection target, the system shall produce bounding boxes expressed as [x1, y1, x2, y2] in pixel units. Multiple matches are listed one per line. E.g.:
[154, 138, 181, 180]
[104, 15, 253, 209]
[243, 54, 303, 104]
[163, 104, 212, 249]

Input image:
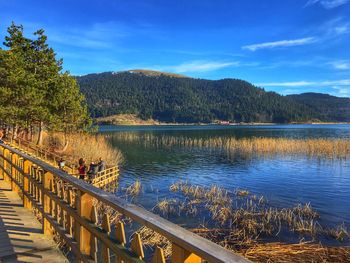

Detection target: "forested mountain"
[77, 70, 346, 123]
[287, 93, 350, 122]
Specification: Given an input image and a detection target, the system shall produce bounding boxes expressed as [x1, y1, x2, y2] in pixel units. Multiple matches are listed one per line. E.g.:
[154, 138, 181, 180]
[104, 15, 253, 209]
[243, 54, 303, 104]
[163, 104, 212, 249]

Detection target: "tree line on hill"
[0, 23, 91, 145]
[287, 93, 350, 122]
[77, 72, 325, 123]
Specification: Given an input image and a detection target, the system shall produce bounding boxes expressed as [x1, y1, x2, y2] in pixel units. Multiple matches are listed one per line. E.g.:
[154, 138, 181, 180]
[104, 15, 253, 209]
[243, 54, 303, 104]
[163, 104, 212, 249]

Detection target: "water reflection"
[100, 124, 350, 245]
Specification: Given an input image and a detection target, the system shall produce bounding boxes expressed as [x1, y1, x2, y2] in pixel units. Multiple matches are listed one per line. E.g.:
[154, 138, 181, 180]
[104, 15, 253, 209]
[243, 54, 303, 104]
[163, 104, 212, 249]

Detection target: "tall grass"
[111, 132, 350, 159]
[151, 180, 350, 262]
[167, 181, 349, 244]
[43, 132, 123, 165]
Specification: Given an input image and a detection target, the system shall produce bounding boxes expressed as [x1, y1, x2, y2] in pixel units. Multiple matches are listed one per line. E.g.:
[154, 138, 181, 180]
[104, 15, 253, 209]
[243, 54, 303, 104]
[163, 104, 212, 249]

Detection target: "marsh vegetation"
[110, 132, 350, 159]
[104, 125, 350, 261]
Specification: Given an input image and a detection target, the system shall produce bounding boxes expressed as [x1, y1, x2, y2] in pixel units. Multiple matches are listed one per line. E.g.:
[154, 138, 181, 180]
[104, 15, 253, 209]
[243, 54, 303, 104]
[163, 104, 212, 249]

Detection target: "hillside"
[77, 71, 323, 123]
[115, 69, 189, 78]
[287, 93, 350, 122]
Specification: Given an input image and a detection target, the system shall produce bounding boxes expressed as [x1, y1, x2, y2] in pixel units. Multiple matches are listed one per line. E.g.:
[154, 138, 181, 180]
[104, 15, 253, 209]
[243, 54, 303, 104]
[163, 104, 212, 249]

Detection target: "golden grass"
[136, 226, 172, 258]
[43, 132, 123, 165]
[236, 189, 249, 197]
[168, 181, 349, 244]
[242, 242, 350, 263]
[325, 223, 350, 242]
[125, 180, 142, 196]
[152, 198, 179, 216]
[112, 132, 350, 159]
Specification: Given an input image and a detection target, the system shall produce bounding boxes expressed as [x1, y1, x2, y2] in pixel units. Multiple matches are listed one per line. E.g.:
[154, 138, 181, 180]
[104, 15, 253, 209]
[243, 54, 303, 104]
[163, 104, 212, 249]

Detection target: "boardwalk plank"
[0, 180, 68, 263]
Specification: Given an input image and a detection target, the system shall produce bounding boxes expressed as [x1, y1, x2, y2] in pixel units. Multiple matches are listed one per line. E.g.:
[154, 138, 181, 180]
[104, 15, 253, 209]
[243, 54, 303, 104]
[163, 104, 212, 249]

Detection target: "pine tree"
[0, 22, 92, 143]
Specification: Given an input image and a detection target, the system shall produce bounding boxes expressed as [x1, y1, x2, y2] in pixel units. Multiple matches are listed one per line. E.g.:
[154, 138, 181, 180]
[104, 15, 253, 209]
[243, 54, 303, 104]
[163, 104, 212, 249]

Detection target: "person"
[78, 159, 87, 180]
[58, 158, 65, 171]
[98, 157, 106, 172]
[87, 162, 99, 183]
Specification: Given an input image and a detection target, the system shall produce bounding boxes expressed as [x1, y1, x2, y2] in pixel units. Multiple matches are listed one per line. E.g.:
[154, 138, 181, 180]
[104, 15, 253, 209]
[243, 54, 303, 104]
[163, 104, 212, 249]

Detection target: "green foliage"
[0, 22, 91, 140]
[77, 72, 317, 123]
[287, 93, 350, 122]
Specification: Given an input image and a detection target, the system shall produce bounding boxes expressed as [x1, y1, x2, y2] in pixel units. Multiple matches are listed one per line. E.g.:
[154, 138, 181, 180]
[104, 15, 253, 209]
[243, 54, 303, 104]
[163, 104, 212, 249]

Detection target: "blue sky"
[1, 0, 350, 97]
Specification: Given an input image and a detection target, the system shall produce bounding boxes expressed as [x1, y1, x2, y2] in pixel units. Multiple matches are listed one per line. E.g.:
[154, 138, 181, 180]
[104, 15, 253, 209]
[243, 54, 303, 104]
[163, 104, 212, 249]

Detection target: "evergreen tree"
[0, 22, 92, 143]
[49, 72, 91, 150]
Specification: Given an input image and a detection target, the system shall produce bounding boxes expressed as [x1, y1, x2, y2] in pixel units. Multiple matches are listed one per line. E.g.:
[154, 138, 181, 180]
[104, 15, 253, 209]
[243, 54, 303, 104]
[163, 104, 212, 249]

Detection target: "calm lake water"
[99, 124, 350, 245]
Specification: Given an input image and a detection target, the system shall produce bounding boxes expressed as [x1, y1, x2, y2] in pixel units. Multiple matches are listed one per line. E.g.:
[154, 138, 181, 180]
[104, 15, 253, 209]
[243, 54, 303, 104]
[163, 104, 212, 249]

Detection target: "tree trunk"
[36, 122, 44, 145]
[30, 125, 34, 141]
[25, 127, 30, 141]
[4, 126, 9, 138]
[12, 125, 18, 140]
[56, 132, 69, 153]
[62, 132, 69, 152]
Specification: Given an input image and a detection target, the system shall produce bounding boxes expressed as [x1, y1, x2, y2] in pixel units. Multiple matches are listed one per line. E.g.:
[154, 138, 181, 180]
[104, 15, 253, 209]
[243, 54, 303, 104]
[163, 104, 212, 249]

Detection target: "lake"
[99, 124, 350, 246]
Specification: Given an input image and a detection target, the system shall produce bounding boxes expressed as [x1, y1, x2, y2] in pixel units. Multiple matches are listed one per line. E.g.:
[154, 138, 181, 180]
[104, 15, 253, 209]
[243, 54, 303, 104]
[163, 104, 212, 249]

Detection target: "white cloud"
[161, 61, 239, 73]
[257, 79, 350, 87]
[331, 86, 350, 97]
[305, 0, 350, 9]
[328, 60, 350, 70]
[47, 21, 130, 49]
[242, 37, 316, 51]
[320, 18, 350, 37]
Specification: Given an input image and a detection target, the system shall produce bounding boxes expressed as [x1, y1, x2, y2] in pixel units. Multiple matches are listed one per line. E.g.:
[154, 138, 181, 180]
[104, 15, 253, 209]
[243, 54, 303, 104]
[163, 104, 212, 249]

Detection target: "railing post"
[75, 190, 93, 257]
[2, 148, 11, 183]
[23, 160, 32, 209]
[0, 146, 3, 180]
[11, 153, 18, 192]
[43, 171, 54, 236]
[171, 243, 201, 263]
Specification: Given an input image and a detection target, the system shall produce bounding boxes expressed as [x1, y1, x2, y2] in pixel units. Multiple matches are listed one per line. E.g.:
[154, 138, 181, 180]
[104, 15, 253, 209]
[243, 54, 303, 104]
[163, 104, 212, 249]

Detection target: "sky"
[0, 0, 350, 97]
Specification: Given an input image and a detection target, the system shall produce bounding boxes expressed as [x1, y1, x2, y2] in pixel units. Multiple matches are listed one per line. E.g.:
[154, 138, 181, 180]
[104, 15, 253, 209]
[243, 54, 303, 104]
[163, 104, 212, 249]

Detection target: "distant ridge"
[112, 69, 189, 78]
[287, 93, 350, 122]
[77, 70, 349, 123]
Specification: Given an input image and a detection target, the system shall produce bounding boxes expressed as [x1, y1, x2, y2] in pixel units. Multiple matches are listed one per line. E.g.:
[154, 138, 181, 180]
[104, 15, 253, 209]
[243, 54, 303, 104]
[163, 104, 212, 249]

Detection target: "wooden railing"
[0, 143, 250, 263]
[6, 136, 119, 189]
[7, 135, 76, 173]
[92, 166, 119, 189]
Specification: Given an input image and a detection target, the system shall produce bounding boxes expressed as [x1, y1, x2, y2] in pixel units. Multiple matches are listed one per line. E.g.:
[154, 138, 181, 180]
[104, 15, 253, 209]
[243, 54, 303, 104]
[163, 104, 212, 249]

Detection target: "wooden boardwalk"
[0, 180, 68, 263]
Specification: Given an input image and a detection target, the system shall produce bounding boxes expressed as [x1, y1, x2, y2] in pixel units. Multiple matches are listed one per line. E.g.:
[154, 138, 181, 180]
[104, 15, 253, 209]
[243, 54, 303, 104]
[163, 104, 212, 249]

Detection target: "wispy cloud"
[47, 21, 130, 49]
[304, 0, 350, 9]
[257, 79, 350, 87]
[159, 60, 239, 73]
[328, 60, 350, 70]
[331, 86, 350, 97]
[319, 17, 350, 37]
[242, 37, 316, 51]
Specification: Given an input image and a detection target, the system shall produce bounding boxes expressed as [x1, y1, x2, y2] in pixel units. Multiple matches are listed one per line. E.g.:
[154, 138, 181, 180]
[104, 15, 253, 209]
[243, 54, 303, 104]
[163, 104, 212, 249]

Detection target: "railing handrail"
[0, 142, 250, 263]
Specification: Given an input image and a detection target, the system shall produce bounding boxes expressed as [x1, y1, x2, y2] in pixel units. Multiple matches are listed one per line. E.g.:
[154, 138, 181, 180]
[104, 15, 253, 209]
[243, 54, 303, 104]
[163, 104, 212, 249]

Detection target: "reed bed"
[44, 132, 123, 165]
[242, 242, 350, 263]
[170, 181, 350, 262]
[136, 226, 172, 258]
[111, 132, 350, 159]
[124, 180, 142, 196]
[167, 181, 350, 244]
[88, 179, 349, 262]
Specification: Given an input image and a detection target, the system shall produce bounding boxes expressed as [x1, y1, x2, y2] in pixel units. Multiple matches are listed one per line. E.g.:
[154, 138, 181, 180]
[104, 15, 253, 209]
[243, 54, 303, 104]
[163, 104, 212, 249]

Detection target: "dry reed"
[169, 181, 349, 244]
[137, 226, 172, 258]
[43, 132, 123, 166]
[111, 132, 350, 159]
[125, 180, 142, 196]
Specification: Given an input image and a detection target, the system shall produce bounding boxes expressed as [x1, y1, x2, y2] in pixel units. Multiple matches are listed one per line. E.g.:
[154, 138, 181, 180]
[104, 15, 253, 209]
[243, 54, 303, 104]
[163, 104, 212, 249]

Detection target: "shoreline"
[96, 121, 350, 126]
[95, 114, 350, 126]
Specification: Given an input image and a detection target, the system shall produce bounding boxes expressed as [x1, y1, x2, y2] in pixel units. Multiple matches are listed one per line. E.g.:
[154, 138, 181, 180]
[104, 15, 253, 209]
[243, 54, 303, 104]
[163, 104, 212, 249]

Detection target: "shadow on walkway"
[0, 179, 68, 263]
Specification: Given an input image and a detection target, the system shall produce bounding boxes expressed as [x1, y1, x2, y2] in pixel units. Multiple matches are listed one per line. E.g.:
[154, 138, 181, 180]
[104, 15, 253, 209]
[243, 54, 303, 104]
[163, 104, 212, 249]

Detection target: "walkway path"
[0, 180, 68, 263]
